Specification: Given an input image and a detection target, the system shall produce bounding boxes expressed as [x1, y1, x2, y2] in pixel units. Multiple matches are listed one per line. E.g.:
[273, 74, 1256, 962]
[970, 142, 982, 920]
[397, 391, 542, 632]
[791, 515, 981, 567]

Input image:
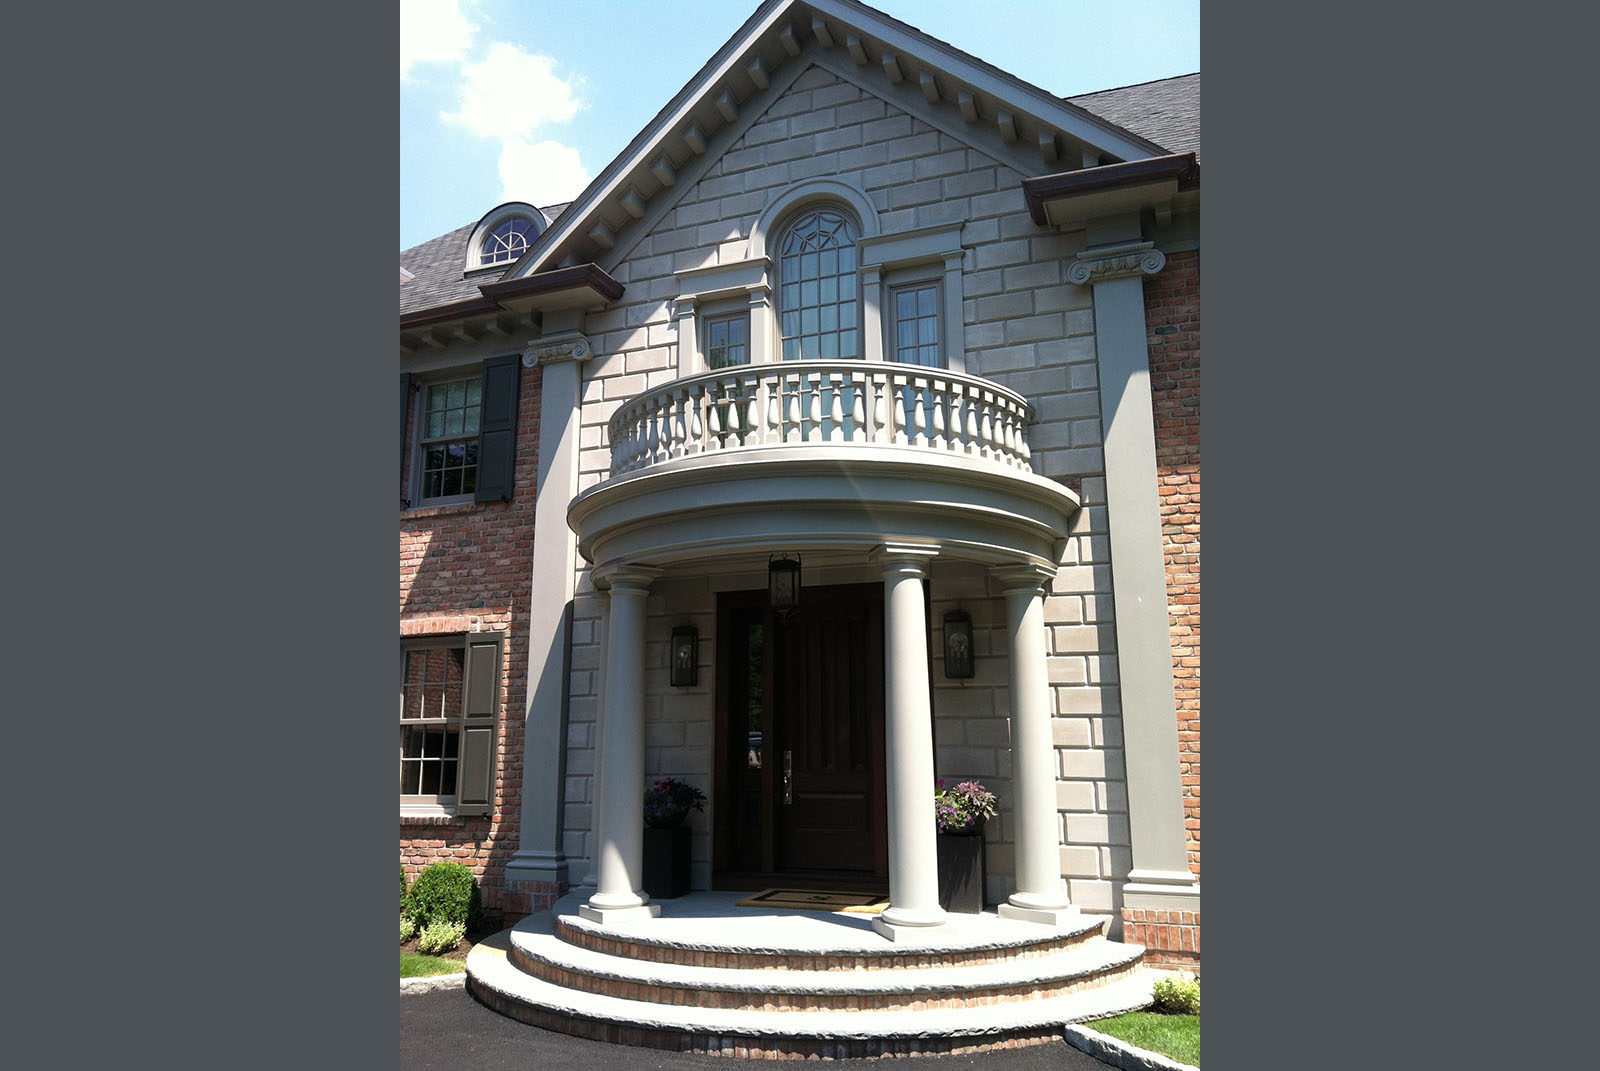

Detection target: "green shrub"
[416, 918, 466, 956]
[400, 915, 417, 943]
[1152, 973, 1200, 1014]
[404, 861, 481, 930]
[400, 864, 409, 911]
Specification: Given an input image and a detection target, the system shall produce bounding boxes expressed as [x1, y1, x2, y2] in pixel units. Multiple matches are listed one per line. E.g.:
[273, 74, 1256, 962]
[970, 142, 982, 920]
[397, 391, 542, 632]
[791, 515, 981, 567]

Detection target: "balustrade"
[607, 361, 1034, 477]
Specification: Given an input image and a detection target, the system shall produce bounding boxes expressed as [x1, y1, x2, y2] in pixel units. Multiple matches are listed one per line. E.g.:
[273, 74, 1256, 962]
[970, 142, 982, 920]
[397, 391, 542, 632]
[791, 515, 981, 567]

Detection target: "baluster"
[705, 383, 723, 452]
[727, 378, 745, 447]
[760, 376, 775, 444]
[978, 393, 994, 460]
[850, 374, 866, 443]
[871, 372, 887, 445]
[931, 381, 947, 450]
[963, 387, 980, 455]
[832, 369, 844, 441]
[912, 383, 927, 447]
[785, 374, 801, 443]
[1018, 407, 1032, 468]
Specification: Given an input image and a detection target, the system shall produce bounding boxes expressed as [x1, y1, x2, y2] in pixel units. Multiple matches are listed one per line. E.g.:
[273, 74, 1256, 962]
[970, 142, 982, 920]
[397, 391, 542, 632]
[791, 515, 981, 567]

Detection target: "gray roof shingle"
[400, 203, 573, 316]
[1068, 73, 1200, 164]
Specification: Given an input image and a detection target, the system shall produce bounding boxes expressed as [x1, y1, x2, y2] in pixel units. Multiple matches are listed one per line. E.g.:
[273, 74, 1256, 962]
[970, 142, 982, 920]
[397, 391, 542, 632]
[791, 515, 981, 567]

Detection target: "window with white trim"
[400, 633, 501, 816]
[414, 373, 482, 505]
[889, 281, 941, 367]
[705, 313, 749, 369]
[480, 216, 535, 266]
[777, 208, 859, 360]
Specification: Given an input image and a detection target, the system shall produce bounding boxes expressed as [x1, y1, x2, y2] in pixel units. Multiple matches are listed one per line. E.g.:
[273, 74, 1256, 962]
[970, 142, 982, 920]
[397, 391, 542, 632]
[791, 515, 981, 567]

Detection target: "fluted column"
[870, 544, 947, 940]
[993, 564, 1079, 926]
[580, 563, 662, 924]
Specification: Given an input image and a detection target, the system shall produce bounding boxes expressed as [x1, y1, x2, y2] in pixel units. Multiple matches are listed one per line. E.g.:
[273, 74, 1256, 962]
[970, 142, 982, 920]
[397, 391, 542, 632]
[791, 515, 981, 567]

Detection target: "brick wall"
[1145, 251, 1200, 882]
[399, 362, 555, 918]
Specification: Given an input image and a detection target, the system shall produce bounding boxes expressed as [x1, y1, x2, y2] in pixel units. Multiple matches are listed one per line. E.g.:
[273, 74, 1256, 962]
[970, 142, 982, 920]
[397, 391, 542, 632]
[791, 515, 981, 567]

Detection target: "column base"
[873, 904, 947, 941]
[578, 902, 662, 925]
[504, 850, 569, 890]
[998, 902, 1081, 927]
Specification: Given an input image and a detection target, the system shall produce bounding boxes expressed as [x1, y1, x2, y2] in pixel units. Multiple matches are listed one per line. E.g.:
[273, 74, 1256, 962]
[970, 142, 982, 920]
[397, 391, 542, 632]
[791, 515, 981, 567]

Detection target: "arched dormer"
[464, 202, 548, 274]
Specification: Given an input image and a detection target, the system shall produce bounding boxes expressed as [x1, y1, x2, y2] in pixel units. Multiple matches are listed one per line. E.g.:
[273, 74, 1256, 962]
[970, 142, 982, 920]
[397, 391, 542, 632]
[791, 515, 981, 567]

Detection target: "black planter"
[641, 824, 692, 899]
[936, 832, 986, 914]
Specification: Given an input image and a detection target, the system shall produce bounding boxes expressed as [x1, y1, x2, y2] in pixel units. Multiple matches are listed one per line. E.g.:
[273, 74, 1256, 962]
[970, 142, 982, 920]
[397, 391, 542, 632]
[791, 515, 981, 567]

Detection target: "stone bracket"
[1066, 241, 1167, 285]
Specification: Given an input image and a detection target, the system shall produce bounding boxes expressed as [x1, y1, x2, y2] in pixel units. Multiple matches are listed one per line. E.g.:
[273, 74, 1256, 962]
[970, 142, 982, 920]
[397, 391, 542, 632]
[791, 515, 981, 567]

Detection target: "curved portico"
[568, 361, 1082, 937]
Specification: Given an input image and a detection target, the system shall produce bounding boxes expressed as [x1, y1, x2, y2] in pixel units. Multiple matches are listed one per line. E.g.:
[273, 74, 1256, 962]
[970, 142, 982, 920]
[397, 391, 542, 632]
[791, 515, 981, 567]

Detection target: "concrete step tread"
[512, 911, 1143, 994]
[467, 935, 1157, 1040]
[552, 891, 1106, 957]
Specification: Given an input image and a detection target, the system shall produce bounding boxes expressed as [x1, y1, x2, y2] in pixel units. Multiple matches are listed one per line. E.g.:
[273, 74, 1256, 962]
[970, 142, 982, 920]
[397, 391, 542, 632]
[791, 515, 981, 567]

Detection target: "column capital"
[1066, 241, 1166, 285]
[990, 562, 1057, 594]
[592, 562, 662, 593]
[869, 542, 939, 573]
[523, 331, 592, 367]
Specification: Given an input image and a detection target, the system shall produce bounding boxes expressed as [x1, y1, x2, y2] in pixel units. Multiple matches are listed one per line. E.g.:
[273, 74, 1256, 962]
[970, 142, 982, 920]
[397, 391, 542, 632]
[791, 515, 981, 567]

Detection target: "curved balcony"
[608, 361, 1034, 476]
[570, 361, 1080, 576]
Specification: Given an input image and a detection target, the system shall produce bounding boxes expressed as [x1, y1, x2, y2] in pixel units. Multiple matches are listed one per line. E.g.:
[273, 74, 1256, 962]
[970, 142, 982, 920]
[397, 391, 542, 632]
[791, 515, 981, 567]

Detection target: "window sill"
[401, 501, 483, 520]
[400, 808, 475, 826]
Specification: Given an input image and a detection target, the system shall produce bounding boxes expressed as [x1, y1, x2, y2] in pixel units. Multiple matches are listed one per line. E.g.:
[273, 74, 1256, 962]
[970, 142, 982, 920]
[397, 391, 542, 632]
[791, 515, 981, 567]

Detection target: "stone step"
[509, 910, 1144, 1012]
[467, 929, 1160, 1060]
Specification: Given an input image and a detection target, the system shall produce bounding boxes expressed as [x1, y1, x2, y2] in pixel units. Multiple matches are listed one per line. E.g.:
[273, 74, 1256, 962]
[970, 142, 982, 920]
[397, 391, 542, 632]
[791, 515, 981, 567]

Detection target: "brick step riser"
[467, 977, 1068, 1059]
[553, 918, 1103, 970]
[508, 946, 1142, 1012]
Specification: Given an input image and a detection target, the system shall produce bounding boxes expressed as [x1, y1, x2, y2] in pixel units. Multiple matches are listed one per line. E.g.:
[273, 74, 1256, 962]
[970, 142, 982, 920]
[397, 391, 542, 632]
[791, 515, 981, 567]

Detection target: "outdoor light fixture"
[670, 626, 698, 687]
[943, 610, 974, 679]
[768, 553, 801, 614]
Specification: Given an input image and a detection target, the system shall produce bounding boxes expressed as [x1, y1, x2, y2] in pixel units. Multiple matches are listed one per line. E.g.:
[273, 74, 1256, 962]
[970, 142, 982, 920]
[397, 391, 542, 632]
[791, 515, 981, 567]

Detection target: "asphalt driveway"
[401, 985, 1119, 1070]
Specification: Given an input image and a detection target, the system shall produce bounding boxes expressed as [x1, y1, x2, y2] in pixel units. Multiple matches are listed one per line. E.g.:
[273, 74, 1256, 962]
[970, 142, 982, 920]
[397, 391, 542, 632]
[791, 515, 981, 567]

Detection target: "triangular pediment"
[505, 0, 1167, 281]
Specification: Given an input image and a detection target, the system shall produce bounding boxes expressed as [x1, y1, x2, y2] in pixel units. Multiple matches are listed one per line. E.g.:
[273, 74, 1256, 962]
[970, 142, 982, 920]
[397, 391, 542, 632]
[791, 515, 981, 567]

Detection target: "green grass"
[1088, 1011, 1200, 1067]
[401, 953, 465, 979]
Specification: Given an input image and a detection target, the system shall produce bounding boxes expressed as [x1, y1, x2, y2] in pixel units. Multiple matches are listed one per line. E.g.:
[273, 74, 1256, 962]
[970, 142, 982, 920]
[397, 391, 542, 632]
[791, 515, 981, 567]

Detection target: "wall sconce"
[768, 553, 801, 614]
[670, 626, 698, 687]
[942, 610, 974, 679]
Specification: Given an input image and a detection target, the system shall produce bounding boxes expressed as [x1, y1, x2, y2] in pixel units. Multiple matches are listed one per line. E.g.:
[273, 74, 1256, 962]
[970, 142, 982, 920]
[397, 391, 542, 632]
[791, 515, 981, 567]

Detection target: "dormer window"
[464, 202, 547, 275]
[481, 216, 534, 266]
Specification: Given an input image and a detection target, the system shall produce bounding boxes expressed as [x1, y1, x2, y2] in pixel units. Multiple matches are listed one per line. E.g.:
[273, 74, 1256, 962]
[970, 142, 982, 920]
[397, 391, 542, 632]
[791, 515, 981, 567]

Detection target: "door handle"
[783, 750, 793, 805]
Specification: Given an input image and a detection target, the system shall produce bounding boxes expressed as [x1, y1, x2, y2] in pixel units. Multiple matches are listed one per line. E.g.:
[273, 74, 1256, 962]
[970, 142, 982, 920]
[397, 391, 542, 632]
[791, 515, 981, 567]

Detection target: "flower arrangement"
[643, 777, 707, 829]
[934, 779, 998, 834]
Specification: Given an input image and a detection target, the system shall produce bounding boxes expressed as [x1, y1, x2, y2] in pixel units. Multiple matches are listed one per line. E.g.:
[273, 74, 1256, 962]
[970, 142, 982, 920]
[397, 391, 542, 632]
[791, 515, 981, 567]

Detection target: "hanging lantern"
[768, 553, 801, 613]
[943, 610, 974, 679]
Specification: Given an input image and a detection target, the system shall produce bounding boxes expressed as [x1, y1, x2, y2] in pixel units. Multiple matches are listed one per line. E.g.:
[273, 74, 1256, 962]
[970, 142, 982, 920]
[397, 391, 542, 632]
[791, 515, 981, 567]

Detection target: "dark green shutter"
[457, 634, 501, 816]
[474, 354, 520, 502]
[399, 372, 411, 505]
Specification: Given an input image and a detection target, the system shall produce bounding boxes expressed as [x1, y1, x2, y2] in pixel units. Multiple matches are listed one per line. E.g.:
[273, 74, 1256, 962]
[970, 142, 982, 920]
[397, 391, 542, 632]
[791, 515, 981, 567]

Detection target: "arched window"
[480, 216, 534, 266]
[777, 208, 859, 360]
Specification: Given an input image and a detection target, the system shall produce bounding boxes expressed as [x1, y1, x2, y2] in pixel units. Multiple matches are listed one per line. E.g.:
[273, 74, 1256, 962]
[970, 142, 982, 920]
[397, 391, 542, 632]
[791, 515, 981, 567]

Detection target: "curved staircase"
[465, 891, 1159, 1059]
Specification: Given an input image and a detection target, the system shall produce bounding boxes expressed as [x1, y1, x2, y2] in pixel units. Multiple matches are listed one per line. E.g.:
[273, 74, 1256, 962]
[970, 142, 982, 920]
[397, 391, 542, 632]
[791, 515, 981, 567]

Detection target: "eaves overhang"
[398, 263, 624, 335]
[1022, 152, 1199, 227]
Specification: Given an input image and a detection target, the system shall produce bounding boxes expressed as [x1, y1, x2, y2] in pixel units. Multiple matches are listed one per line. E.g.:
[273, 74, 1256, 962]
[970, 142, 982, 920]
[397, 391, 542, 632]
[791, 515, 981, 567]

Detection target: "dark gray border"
[1206, 1, 1589, 1066]
[10, 4, 397, 1066]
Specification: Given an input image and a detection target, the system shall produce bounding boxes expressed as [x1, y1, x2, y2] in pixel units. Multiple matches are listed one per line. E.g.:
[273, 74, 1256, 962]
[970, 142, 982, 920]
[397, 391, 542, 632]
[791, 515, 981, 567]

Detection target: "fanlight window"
[480, 217, 534, 265]
[777, 209, 859, 360]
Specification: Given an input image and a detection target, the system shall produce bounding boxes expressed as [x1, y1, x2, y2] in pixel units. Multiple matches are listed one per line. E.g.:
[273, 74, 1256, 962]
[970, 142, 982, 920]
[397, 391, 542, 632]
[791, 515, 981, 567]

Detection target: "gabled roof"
[1067, 73, 1200, 164]
[504, 0, 1173, 281]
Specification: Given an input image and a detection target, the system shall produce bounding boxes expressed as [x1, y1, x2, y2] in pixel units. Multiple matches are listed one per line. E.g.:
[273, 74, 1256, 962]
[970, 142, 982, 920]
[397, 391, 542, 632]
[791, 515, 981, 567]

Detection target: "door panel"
[773, 586, 884, 876]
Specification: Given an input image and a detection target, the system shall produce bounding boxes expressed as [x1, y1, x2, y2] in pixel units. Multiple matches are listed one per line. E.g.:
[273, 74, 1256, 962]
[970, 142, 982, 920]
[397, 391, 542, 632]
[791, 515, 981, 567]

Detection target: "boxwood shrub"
[404, 861, 481, 930]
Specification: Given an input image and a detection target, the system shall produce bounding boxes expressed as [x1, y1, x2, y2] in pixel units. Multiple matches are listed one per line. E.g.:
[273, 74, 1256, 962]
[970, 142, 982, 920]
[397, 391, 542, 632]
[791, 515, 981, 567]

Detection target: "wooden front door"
[713, 583, 888, 886]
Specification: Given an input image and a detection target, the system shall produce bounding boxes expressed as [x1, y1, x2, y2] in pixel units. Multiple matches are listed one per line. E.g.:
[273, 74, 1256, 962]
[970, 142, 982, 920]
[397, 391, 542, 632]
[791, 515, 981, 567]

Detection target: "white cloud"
[498, 140, 591, 208]
[443, 43, 582, 140]
[400, 0, 476, 79]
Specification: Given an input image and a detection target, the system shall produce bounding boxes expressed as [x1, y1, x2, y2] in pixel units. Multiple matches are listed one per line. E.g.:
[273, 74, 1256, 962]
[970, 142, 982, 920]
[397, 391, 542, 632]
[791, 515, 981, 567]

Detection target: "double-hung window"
[415, 374, 482, 504]
[888, 281, 941, 366]
[400, 633, 501, 816]
[705, 313, 749, 369]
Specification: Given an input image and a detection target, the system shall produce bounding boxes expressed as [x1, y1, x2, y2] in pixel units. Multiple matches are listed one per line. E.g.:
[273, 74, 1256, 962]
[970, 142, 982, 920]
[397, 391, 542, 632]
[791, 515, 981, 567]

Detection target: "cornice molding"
[1065, 241, 1166, 285]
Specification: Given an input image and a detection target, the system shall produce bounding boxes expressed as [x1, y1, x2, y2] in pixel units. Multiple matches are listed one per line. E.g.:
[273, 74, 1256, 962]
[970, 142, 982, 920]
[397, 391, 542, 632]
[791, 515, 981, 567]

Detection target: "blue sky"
[400, 0, 1200, 251]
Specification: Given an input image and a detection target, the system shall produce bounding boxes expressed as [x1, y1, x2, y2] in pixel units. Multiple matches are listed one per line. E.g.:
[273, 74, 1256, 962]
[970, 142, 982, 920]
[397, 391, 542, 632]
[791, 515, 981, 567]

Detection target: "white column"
[580, 564, 662, 924]
[993, 565, 1079, 926]
[871, 544, 947, 940]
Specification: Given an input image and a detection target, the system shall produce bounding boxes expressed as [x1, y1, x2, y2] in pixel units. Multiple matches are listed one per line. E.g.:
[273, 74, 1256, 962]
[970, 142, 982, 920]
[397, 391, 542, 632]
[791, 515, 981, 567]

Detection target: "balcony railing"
[608, 361, 1034, 477]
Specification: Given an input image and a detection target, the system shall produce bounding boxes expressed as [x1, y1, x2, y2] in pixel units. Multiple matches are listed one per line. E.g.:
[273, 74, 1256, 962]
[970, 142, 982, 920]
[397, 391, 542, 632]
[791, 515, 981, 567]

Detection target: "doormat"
[733, 888, 890, 914]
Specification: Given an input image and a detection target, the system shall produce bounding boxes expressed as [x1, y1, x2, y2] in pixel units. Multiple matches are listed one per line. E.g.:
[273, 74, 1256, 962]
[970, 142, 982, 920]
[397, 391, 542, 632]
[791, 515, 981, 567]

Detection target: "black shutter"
[399, 372, 411, 505]
[474, 354, 521, 502]
[456, 634, 501, 817]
